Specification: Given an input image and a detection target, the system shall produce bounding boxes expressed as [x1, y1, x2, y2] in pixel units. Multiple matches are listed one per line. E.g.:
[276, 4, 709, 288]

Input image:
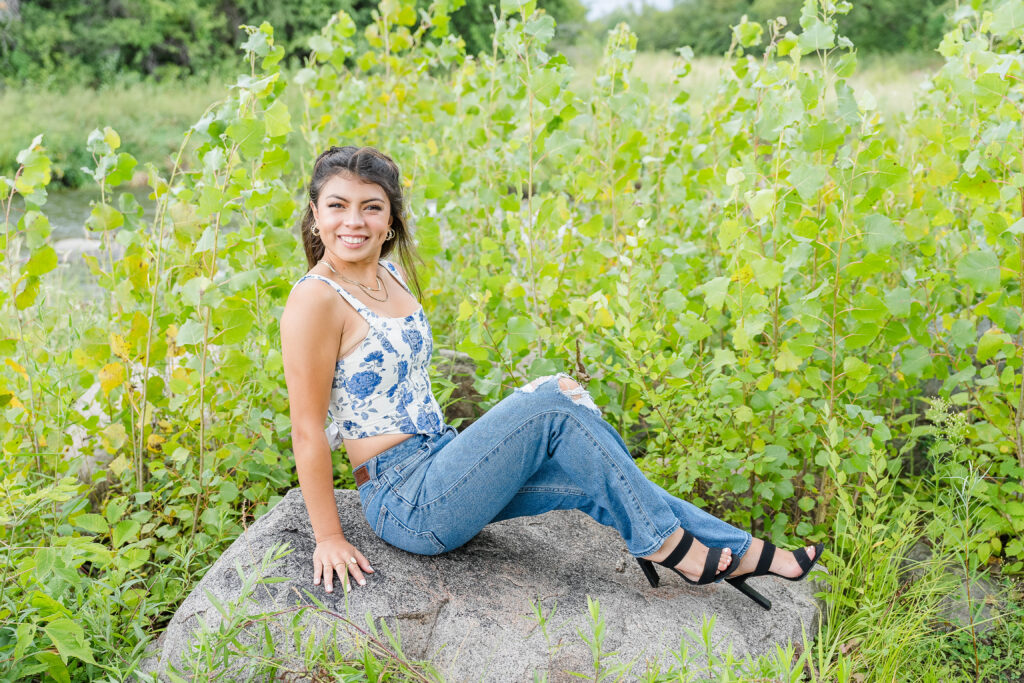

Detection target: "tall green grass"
[0, 79, 228, 186]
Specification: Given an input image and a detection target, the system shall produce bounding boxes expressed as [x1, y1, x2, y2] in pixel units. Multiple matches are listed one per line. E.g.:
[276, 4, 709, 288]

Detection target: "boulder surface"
[140, 489, 825, 681]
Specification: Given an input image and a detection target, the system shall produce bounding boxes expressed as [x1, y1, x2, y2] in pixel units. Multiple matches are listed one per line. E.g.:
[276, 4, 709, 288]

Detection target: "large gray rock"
[140, 489, 825, 681]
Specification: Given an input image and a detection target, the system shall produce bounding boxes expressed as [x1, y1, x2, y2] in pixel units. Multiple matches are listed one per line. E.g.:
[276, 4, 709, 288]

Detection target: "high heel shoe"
[636, 529, 736, 588]
[725, 541, 824, 611]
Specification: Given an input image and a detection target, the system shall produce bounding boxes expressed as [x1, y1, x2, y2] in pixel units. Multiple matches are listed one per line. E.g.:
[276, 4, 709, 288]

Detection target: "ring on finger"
[347, 557, 358, 564]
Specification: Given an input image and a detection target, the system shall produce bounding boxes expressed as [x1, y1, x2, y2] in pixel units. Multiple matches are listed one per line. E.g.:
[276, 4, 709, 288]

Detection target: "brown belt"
[353, 463, 370, 486]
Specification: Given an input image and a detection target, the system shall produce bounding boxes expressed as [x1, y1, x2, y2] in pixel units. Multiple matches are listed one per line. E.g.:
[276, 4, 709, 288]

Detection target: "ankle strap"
[755, 541, 776, 576]
[660, 530, 694, 567]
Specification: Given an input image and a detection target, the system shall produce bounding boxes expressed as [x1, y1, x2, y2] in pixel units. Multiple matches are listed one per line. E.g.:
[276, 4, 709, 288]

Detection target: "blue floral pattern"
[295, 260, 447, 442]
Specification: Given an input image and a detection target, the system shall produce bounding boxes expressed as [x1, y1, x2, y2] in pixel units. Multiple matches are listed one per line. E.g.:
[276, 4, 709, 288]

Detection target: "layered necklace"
[319, 259, 389, 302]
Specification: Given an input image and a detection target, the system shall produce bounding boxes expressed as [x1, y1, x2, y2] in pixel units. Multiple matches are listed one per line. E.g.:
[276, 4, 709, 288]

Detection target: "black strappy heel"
[725, 541, 824, 610]
[636, 529, 736, 587]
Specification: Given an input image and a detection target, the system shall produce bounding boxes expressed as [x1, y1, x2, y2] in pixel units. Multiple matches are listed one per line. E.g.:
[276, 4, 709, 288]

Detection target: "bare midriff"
[345, 432, 417, 469]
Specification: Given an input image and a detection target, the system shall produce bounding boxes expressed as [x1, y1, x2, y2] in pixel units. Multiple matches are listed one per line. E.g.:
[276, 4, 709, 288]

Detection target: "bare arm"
[281, 280, 372, 591]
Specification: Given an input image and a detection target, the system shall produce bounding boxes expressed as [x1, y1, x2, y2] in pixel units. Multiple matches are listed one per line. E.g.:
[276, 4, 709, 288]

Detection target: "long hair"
[300, 146, 422, 295]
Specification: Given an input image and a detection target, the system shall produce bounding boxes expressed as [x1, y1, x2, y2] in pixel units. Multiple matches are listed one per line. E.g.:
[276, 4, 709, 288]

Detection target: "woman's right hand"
[312, 534, 374, 593]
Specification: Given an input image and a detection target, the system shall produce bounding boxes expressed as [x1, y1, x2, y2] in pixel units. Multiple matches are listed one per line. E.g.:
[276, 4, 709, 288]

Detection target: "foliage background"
[2, 0, 1024, 679]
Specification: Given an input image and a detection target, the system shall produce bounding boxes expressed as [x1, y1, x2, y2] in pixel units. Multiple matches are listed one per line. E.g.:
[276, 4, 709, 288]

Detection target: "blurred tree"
[0, 0, 587, 86]
[594, 0, 952, 55]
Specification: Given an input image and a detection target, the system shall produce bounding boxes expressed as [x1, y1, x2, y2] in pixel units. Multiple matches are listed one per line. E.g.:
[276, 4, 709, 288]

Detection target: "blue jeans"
[357, 374, 752, 562]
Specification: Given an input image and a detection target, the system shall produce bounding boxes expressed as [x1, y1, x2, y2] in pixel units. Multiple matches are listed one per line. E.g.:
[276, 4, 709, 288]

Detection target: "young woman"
[281, 146, 823, 610]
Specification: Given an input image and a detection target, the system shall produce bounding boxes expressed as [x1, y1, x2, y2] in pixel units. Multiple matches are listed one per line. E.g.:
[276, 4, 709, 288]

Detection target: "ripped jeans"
[357, 374, 752, 561]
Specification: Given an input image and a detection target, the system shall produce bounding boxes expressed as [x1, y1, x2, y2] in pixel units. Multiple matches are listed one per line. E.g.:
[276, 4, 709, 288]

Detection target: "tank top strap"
[295, 273, 370, 315]
[380, 259, 412, 295]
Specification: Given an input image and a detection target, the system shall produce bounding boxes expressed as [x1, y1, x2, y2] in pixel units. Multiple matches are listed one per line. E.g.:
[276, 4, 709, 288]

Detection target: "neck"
[321, 254, 380, 285]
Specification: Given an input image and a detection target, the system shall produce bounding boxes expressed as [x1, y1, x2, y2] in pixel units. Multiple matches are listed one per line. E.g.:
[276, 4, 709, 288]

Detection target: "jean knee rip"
[517, 372, 600, 416]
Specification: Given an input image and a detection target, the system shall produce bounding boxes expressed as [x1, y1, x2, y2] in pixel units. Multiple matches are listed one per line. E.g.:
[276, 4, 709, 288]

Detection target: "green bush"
[2, 0, 1023, 678]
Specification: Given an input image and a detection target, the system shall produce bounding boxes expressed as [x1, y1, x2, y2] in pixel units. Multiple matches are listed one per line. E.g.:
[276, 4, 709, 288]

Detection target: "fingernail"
[367, 566, 374, 572]
[359, 579, 365, 585]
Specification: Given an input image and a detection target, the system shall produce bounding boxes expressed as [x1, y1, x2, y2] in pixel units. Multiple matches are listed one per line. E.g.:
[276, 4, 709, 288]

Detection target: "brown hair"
[300, 146, 421, 295]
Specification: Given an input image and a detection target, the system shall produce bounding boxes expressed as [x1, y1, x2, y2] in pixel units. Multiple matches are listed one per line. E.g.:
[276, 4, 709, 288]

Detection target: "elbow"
[291, 425, 327, 453]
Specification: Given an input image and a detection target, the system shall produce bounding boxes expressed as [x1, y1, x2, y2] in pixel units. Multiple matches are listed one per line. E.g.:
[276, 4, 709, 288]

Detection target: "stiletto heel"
[637, 557, 661, 587]
[726, 541, 824, 611]
[636, 529, 735, 588]
[729, 580, 772, 610]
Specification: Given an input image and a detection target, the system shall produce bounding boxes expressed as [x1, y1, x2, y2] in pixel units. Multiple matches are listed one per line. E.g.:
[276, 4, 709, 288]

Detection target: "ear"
[310, 200, 319, 222]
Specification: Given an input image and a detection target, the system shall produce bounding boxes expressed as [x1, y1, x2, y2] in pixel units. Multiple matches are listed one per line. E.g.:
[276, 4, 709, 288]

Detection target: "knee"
[518, 374, 601, 416]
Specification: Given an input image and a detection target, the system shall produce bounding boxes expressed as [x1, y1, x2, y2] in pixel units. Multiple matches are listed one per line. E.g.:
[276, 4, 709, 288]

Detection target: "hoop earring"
[386, 228, 395, 240]
[311, 222, 320, 237]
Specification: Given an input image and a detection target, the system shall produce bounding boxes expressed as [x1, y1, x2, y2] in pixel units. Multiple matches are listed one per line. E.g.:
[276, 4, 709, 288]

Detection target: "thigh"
[390, 387, 565, 547]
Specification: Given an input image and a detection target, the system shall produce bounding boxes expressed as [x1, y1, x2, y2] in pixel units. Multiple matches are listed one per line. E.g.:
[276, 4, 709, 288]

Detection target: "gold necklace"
[319, 259, 390, 302]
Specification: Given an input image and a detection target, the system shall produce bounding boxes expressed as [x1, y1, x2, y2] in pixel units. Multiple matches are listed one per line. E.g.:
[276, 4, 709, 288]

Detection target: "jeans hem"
[630, 522, 681, 558]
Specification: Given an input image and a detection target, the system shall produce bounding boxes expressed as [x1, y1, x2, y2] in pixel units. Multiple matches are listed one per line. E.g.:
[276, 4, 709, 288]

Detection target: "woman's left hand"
[312, 533, 373, 593]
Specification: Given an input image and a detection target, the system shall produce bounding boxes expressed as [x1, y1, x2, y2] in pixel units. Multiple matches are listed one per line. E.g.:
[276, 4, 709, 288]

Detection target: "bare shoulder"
[283, 276, 344, 325]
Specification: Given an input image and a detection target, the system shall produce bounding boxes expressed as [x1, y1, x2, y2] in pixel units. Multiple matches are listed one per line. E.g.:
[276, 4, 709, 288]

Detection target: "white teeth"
[341, 236, 367, 244]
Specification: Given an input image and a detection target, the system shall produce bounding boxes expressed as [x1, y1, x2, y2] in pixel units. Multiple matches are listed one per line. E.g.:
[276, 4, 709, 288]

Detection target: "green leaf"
[926, 153, 958, 186]
[798, 19, 835, 53]
[86, 203, 124, 232]
[176, 319, 206, 346]
[24, 245, 57, 276]
[456, 337, 490, 363]
[701, 276, 730, 311]
[106, 153, 137, 186]
[950, 319, 975, 349]
[532, 68, 561, 105]
[103, 126, 121, 151]
[974, 73, 1010, 108]
[524, 14, 555, 43]
[112, 519, 141, 548]
[72, 513, 109, 534]
[900, 345, 932, 378]
[992, 0, 1024, 37]
[748, 189, 774, 220]
[846, 323, 880, 349]
[422, 169, 453, 199]
[789, 164, 826, 201]
[662, 289, 686, 313]
[22, 210, 51, 247]
[44, 618, 95, 664]
[226, 117, 266, 159]
[977, 330, 1011, 362]
[505, 316, 537, 354]
[264, 99, 292, 138]
[15, 146, 52, 193]
[774, 343, 801, 372]
[751, 258, 783, 289]
[843, 356, 871, 384]
[217, 480, 239, 503]
[851, 293, 887, 323]
[862, 214, 899, 252]
[33, 652, 70, 683]
[733, 18, 764, 47]
[884, 287, 912, 317]
[956, 251, 1000, 292]
[197, 185, 224, 218]
[801, 121, 844, 155]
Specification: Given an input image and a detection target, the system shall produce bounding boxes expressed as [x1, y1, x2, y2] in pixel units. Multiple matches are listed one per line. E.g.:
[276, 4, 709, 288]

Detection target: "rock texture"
[140, 489, 825, 681]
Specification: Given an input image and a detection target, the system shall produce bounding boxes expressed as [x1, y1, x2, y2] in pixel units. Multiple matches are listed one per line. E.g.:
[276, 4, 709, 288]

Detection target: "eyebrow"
[325, 194, 385, 203]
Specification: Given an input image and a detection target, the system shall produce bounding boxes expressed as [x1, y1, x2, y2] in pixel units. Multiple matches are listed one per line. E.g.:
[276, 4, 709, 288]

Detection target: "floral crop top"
[294, 260, 447, 445]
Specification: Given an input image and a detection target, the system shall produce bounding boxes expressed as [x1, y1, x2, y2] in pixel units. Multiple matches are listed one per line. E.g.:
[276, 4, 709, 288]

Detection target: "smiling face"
[311, 172, 393, 267]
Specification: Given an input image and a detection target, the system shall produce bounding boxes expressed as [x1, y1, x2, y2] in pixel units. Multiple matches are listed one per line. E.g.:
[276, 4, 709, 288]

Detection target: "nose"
[343, 207, 365, 227]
